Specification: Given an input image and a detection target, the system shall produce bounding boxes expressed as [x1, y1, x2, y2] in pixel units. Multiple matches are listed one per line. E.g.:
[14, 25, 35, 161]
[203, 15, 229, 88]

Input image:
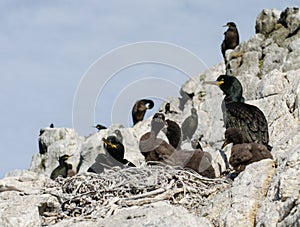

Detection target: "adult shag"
[50, 154, 72, 180]
[87, 135, 134, 174]
[206, 74, 271, 150]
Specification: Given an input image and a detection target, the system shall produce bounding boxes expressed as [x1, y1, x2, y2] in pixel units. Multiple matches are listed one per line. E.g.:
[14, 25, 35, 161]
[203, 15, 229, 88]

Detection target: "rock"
[279, 7, 300, 36]
[1, 7, 300, 227]
[255, 9, 281, 35]
[97, 202, 213, 227]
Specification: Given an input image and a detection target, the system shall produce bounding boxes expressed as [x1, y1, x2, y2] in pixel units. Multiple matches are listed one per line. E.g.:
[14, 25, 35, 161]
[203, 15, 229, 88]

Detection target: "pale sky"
[0, 1, 293, 178]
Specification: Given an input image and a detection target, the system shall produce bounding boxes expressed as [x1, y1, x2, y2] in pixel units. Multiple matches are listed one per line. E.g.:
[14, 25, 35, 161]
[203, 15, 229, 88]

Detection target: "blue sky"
[0, 1, 292, 178]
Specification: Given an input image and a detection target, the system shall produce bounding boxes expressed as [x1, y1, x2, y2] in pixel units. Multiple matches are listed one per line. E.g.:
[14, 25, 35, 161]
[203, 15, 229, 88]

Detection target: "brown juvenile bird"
[165, 148, 215, 178]
[221, 22, 239, 59]
[139, 113, 175, 162]
[132, 99, 154, 125]
[222, 128, 273, 174]
[163, 119, 182, 150]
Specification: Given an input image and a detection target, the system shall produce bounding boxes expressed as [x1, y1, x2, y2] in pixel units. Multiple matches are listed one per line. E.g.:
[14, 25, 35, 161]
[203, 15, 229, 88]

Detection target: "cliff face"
[1, 7, 300, 227]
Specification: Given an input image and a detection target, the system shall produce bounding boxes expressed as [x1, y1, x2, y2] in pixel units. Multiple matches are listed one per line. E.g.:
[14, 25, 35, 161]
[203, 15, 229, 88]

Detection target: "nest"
[41, 163, 230, 225]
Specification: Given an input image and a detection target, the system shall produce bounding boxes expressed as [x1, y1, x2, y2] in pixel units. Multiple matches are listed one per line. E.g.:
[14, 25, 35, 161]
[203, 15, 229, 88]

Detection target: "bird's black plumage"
[87, 135, 134, 174]
[93, 124, 107, 131]
[207, 75, 271, 150]
[50, 154, 72, 180]
[164, 103, 178, 114]
[132, 99, 154, 125]
[221, 22, 239, 59]
[181, 108, 198, 141]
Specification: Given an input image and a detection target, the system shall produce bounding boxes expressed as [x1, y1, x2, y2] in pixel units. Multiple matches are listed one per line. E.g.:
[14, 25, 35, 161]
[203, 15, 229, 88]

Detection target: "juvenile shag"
[164, 103, 178, 114]
[132, 99, 154, 125]
[181, 108, 198, 141]
[50, 154, 72, 180]
[223, 128, 273, 174]
[93, 124, 107, 131]
[206, 74, 271, 150]
[165, 148, 215, 178]
[163, 119, 182, 149]
[87, 135, 134, 174]
[139, 113, 175, 162]
[221, 22, 239, 59]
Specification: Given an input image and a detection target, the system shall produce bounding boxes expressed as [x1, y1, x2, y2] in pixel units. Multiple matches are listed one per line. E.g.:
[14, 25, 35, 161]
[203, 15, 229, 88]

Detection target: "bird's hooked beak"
[221, 138, 229, 149]
[223, 24, 229, 27]
[102, 138, 117, 149]
[204, 80, 224, 87]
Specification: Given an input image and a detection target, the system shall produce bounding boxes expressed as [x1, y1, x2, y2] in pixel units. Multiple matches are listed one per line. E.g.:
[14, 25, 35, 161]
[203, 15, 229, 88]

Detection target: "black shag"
[164, 103, 178, 114]
[206, 74, 271, 150]
[223, 128, 273, 174]
[163, 119, 182, 149]
[132, 99, 154, 125]
[93, 124, 107, 131]
[221, 22, 239, 59]
[181, 108, 198, 141]
[50, 154, 72, 180]
[49, 123, 54, 128]
[139, 113, 175, 162]
[87, 135, 134, 174]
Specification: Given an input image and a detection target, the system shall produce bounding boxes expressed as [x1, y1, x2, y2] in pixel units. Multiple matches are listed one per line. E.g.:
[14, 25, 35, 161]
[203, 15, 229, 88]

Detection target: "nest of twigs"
[41, 163, 230, 225]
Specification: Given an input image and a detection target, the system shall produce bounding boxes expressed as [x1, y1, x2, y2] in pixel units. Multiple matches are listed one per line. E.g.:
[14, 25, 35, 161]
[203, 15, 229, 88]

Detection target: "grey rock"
[2, 7, 300, 227]
[255, 9, 281, 35]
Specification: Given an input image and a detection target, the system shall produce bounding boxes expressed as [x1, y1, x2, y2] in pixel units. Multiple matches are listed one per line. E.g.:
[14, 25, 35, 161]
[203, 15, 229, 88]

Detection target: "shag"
[163, 119, 182, 149]
[50, 154, 72, 180]
[223, 128, 273, 174]
[87, 135, 134, 174]
[191, 137, 203, 150]
[165, 148, 215, 178]
[139, 113, 176, 162]
[221, 22, 239, 59]
[93, 124, 107, 131]
[206, 74, 271, 150]
[181, 108, 198, 141]
[49, 123, 54, 128]
[132, 99, 154, 125]
[164, 103, 178, 114]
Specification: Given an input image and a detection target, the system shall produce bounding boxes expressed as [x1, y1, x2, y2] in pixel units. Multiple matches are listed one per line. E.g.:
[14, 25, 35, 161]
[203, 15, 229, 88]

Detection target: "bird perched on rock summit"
[132, 99, 154, 125]
[205, 74, 271, 150]
[221, 22, 239, 60]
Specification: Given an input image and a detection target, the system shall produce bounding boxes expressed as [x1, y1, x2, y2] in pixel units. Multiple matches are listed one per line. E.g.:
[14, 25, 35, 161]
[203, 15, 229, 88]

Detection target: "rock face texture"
[1, 7, 300, 226]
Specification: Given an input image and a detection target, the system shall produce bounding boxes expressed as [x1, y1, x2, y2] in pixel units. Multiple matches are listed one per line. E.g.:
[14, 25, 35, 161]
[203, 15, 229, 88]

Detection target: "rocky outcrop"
[1, 7, 300, 226]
